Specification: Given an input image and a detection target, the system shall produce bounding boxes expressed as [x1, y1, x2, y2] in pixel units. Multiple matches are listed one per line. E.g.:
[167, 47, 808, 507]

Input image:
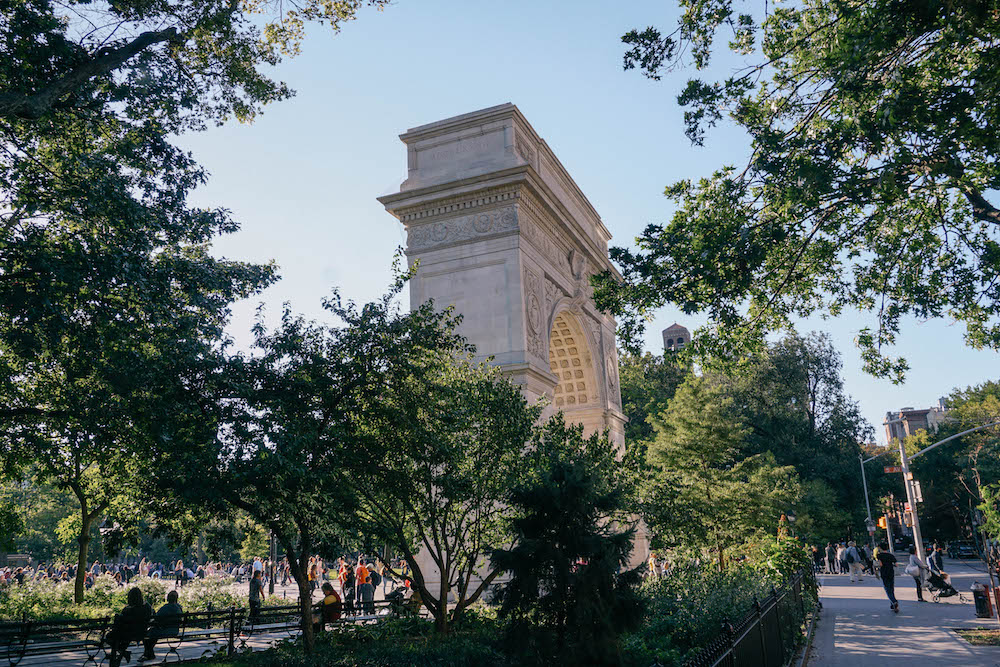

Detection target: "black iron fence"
[684, 568, 816, 667]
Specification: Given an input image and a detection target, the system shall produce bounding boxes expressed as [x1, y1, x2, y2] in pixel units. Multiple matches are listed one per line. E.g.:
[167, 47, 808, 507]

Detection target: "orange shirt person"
[355, 561, 368, 586]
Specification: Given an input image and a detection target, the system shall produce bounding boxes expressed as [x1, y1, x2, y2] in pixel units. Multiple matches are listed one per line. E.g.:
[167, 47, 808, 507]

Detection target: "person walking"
[173, 559, 184, 588]
[836, 543, 847, 574]
[875, 541, 899, 613]
[905, 546, 929, 602]
[847, 541, 863, 582]
[825, 542, 836, 574]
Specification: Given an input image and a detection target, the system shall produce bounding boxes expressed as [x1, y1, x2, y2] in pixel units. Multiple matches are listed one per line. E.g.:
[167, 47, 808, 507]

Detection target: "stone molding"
[406, 204, 517, 251]
[395, 188, 519, 223]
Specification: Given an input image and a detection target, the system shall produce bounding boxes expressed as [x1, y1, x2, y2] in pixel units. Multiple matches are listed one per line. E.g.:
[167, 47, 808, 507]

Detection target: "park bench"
[0, 596, 413, 666]
[241, 604, 301, 644]
[162, 608, 245, 661]
[0, 616, 109, 666]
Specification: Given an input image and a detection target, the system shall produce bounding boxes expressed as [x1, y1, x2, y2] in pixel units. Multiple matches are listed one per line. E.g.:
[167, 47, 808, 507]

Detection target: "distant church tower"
[662, 323, 690, 352]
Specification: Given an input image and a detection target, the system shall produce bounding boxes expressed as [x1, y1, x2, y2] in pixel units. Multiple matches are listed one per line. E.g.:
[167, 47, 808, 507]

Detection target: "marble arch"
[378, 103, 626, 444]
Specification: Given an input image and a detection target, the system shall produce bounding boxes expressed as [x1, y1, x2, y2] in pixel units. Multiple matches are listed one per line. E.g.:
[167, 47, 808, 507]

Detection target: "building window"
[667, 338, 673, 346]
[677, 337, 684, 345]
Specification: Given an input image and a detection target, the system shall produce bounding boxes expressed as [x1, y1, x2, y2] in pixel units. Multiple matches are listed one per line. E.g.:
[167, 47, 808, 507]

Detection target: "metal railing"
[684, 568, 815, 667]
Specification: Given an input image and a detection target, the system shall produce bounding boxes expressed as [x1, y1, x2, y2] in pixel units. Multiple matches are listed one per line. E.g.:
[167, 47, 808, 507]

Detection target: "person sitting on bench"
[313, 582, 342, 631]
[107, 587, 152, 667]
[139, 590, 183, 662]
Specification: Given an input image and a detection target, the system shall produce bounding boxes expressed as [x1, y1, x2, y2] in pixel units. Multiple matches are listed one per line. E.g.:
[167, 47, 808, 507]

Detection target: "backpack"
[369, 570, 382, 588]
[846, 550, 855, 564]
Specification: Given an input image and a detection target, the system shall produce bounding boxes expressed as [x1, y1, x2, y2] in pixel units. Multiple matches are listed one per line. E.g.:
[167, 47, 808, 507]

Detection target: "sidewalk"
[808, 557, 1000, 666]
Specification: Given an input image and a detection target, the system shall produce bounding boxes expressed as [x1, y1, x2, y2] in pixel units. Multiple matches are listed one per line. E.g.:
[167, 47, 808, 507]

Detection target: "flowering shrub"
[0, 574, 286, 621]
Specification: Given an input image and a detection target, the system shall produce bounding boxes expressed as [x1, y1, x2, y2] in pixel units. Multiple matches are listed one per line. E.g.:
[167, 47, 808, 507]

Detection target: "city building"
[662, 323, 691, 352]
[884, 398, 951, 443]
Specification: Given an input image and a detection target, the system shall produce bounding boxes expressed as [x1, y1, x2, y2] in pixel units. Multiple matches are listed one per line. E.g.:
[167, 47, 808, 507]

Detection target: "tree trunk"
[282, 535, 314, 655]
[436, 558, 449, 635]
[297, 576, 314, 653]
[74, 510, 93, 603]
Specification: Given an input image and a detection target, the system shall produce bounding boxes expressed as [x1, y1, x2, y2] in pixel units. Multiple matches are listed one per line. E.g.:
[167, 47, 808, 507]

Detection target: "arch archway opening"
[548, 311, 599, 413]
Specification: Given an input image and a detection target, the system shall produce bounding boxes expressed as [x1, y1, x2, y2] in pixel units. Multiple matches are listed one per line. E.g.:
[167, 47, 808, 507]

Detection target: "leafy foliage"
[596, 0, 1000, 380]
[622, 564, 776, 666]
[217, 612, 515, 667]
[349, 350, 539, 634]
[618, 351, 688, 444]
[0, 574, 264, 622]
[643, 375, 801, 566]
[492, 418, 642, 666]
[162, 275, 484, 650]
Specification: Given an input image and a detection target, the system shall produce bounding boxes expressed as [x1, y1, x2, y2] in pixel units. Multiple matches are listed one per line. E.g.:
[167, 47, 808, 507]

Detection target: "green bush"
[0, 574, 280, 621]
[621, 565, 774, 666]
[216, 611, 514, 667]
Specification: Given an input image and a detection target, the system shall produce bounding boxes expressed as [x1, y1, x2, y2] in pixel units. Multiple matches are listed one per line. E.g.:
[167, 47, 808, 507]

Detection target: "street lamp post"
[897, 435, 927, 563]
[859, 454, 875, 548]
[859, 448, 898, 548]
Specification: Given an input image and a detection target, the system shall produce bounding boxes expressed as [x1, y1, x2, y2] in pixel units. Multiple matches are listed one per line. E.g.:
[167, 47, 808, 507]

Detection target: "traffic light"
[878, 517, 887, 529]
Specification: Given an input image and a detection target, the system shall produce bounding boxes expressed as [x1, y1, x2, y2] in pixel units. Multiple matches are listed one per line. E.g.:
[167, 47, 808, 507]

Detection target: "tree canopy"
[644, 375, 801, 568]
[351, 353, 539, 635]
[595, 0, 1000, 380]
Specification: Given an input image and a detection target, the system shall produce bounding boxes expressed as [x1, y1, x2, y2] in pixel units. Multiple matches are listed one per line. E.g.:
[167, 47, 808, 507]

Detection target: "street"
[808, 557, 1000, 666]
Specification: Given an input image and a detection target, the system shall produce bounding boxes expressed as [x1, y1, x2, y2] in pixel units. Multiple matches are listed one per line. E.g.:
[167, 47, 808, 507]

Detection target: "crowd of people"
[810, 539, 961, 612]
[0, 553, 412, 595]
[2, 552, 422, 665]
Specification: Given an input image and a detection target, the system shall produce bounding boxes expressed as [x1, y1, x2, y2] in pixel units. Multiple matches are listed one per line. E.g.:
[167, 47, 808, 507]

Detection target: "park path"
[808, 557, 1000, 666]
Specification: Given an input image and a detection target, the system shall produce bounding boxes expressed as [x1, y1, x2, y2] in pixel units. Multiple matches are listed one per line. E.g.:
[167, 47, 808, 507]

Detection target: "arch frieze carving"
[407, 205, 517, 250]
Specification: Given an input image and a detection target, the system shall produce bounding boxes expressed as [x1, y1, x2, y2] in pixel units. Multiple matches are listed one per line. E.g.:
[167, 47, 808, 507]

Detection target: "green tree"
[0, 475, 75, 560]
[492, 417, 642, 666]
[645, 375, 801, 569]
[724, 333, 873, 540]
[595, 0, 1000, 380]
[164, 277, 473, 653]
[351, 356, 539, 635]
[618, 351, 689, 444]
[1, 0, 391, 605]
[239, 522, 271, 562]
[908, 381, 1000, 539]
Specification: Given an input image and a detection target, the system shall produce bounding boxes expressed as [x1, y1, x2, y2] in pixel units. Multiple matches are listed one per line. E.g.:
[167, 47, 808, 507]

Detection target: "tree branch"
[957, 181, 1000, 225]
[0, 28, 181, 119]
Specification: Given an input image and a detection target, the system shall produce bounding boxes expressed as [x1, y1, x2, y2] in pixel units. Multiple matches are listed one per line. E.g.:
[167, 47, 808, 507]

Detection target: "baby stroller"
[926, 571, 967, 602]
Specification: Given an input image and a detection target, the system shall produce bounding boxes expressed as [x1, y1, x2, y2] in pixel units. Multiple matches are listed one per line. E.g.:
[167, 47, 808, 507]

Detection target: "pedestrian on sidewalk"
[825, 542, 836, 574]
[904, 546, 929, 602]
[836, 543, 848, 574]
[875, 541, 899, 612]
[847, 541, 863, 582]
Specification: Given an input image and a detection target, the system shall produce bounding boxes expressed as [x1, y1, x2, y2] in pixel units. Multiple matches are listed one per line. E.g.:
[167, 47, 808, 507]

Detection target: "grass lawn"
[955, 627, 1000, 646]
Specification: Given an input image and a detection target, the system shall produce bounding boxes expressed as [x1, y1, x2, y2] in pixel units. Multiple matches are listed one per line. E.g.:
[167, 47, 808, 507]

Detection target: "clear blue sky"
[179, 0, 999, 444]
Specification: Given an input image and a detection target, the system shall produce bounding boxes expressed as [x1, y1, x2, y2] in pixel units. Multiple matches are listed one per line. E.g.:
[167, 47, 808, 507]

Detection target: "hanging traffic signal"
[878, 517, 887, 529]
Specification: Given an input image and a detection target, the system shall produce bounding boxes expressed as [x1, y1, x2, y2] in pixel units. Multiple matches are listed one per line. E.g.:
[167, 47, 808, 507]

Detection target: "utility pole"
[268, 531, 276, 595]
[886, 417, 1000, 567]
[859, 454, 876, 549]
[897, 436, 926, 563]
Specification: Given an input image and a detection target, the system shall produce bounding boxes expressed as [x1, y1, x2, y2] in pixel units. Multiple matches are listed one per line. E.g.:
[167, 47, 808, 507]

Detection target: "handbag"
[904, 564, 920, 577]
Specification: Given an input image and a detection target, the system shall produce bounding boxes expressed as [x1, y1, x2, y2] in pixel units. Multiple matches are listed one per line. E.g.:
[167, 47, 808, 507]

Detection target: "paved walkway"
[808, 557, 1000, 666]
